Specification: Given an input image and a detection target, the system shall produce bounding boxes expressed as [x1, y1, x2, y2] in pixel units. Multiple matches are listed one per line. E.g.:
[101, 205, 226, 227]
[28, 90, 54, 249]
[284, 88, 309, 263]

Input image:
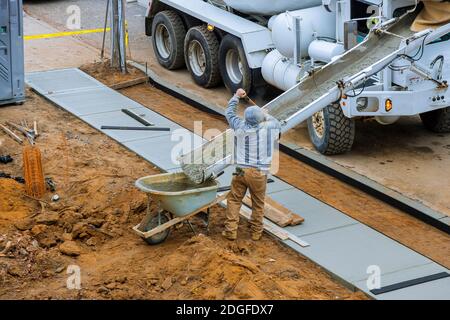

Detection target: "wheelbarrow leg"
[186, 220, 196, 235]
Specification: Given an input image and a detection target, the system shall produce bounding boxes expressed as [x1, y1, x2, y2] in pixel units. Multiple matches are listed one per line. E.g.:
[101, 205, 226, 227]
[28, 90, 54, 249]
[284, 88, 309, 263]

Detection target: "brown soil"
[115, 69, 450, 269]
[0, 82, 365, 299]
[80, 61, 145, 87]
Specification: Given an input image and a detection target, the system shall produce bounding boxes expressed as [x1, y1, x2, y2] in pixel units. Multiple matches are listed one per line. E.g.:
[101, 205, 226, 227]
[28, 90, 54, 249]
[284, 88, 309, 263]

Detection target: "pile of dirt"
[139, 234, 364, 300]
[80, 61, 145, 87]
[0, 231, 66, 291]
[0, 179, 30, 231]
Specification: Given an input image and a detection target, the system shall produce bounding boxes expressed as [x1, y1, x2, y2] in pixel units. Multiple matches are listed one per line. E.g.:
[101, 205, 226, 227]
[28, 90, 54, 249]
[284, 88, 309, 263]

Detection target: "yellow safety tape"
[24, 28, 111, 40]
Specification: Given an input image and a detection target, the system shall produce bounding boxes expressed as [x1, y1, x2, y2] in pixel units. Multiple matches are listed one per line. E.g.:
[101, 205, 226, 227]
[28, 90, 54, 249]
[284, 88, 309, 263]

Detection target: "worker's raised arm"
[226, 92, 245, 130]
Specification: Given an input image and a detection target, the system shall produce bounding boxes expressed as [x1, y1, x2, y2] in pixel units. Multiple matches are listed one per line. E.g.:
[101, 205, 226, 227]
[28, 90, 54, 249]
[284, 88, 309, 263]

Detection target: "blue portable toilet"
[0, 0, 24, 106]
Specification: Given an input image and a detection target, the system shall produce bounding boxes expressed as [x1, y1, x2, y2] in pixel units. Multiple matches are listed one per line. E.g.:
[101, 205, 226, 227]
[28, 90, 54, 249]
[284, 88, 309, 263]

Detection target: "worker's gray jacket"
[226, 96, 281, 173]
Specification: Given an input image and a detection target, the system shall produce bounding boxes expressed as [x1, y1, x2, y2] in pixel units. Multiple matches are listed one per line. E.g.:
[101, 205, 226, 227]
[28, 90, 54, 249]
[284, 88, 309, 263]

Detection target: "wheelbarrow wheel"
[142, 213, 171, 245]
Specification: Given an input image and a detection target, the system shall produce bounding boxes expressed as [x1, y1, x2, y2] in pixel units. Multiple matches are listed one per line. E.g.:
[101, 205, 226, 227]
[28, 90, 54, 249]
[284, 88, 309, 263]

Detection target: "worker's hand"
[236, 89, 247, 99]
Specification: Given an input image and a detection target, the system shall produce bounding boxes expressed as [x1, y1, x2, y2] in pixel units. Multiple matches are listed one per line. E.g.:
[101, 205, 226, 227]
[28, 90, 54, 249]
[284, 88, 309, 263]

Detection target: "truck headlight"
[356, 97, 368, 112]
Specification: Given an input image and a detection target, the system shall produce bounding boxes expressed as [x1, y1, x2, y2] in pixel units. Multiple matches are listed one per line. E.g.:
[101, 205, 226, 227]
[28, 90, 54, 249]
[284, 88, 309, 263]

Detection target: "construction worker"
[411, 0, 450, 32]
[222, 89, 281, 241]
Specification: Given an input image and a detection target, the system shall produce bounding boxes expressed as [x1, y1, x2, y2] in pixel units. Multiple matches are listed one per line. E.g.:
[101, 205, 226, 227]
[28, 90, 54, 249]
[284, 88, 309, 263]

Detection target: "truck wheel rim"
[188, 40, 206, 76]
[155, 24, 172, 59]
[226, 49, 243, 84]
[312, 111, 325, 139]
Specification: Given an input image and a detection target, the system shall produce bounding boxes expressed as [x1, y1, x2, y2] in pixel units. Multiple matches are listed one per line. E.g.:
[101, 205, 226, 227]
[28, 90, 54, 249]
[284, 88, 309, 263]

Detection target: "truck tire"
[307, 103, 356, 155]
[152, 10, 186, 70]
[420, 107, 450, 133]
[184, 26, 221, 88]
[219, 35, 253, 94]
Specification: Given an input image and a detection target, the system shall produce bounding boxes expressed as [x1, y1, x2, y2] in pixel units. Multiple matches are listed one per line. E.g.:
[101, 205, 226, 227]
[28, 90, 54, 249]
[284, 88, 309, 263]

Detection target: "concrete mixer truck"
[144, 0, 450, 155]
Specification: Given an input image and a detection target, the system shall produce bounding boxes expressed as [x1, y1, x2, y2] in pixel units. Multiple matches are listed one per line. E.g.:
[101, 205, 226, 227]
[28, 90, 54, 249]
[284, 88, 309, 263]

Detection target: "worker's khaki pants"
[225, 168, 267, 236]
[411, 1, 450, 32]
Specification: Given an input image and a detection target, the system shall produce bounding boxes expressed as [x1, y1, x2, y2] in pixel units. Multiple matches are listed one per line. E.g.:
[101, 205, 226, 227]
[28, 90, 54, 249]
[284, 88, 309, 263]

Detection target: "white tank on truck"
[223, 0, 323, 15]
[271, 6, 335, 59]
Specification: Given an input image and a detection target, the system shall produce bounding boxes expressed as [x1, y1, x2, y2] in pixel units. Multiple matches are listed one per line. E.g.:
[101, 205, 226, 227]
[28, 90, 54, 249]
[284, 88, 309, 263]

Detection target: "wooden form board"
[242, 195, 305, 227]
[227, 199, 310, 248]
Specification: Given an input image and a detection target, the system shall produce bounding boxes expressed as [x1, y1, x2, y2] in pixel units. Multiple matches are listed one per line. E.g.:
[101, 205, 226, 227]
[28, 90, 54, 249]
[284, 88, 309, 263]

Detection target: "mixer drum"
[223, 0, 323, 15]
[271, 6, 335, 59]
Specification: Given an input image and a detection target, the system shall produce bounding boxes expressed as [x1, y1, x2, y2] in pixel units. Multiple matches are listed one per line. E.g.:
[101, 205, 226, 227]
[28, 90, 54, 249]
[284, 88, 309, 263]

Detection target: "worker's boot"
[222, 230, 237, 241]
[251, 232, 262, 241]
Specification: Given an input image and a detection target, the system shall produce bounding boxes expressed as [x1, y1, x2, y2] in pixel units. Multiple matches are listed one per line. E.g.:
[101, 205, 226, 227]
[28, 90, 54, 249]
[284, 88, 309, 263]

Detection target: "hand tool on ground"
[45, 177, 57, 192]
[0, 124, 23, 144]
[33, 121, 39, 137]
[20, 119, 29, 130]
[6, 121, 38, 145]
[121, 109, 154, 126]
[101, 125, 170, 131]
[19, 119, 39, 138]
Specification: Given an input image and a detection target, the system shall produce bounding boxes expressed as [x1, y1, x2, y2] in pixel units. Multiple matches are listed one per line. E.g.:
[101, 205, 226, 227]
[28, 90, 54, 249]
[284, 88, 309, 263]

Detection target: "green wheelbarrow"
[133, 172, 228, 245]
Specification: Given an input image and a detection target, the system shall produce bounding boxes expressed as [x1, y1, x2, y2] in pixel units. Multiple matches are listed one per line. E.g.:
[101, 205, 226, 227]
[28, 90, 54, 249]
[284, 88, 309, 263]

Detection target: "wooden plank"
[238, 204, 290, 240]
[243, 195, 291, 227]
[232, 201, 310, 246]
[0, 124, 23, 144]
[289, 234, 310, 248]
[109, 76, 147, 90]
[290, 213, 305, 226]
[265, 196, 305, 226]
[242, 195, 304, 227]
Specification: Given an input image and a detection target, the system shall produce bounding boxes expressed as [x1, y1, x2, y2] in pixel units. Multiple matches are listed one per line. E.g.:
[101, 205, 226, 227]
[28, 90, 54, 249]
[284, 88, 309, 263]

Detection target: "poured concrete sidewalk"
[26, 68, 450, 300]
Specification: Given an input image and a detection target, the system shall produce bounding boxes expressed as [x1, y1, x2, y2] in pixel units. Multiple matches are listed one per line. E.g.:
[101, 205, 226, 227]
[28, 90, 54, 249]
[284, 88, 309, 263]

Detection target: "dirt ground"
[0, 77, 366, 299]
